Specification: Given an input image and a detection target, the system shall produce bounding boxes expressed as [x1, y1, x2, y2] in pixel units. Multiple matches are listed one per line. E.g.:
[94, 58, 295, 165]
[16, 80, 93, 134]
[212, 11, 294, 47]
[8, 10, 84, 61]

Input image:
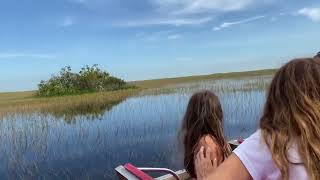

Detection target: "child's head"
[181, 90, 230, 177]
[260, 57, 320, 180]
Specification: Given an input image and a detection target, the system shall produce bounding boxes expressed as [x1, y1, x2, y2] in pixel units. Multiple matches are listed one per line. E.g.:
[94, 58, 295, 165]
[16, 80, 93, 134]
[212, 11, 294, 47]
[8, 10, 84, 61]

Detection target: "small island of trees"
[37, 65, 132, 97]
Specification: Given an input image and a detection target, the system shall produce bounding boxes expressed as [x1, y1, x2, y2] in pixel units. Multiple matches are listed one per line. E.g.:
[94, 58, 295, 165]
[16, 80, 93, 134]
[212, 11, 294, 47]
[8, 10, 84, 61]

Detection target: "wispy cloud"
[114, 17, 212, 27]
[154, 0, 253, 14]
[298, 8, 320, 22]
[213, 15, 266, 31]
[59, 17, 75, 27]
[0, 53, 56, 59]
[167, 34, 182, 40]
[136, 30, 182, 41]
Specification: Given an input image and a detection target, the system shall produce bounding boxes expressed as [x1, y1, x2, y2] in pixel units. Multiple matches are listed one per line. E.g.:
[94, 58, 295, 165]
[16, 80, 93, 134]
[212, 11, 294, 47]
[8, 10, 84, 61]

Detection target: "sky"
[0, 0, 319, 92]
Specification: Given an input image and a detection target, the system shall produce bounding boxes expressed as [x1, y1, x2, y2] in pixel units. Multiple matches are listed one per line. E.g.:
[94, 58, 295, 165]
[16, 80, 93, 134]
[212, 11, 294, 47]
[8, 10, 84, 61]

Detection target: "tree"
[37, 65, 129, 97]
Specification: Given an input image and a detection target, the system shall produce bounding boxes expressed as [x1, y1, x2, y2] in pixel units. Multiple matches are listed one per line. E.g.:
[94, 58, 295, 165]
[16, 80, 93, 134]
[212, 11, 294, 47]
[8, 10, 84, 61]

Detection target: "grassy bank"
[133, 69, 276, 88]
[0, 89, 140, 118]
[0, 69, 276, 117]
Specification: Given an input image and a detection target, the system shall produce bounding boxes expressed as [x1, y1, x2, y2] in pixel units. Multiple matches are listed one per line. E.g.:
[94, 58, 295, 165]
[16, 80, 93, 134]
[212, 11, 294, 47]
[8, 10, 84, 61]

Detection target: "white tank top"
[233, 130, 308, 180]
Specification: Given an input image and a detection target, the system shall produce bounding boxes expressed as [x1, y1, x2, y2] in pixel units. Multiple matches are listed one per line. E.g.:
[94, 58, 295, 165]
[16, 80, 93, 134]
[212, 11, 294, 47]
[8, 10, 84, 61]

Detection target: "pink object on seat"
[124, 163, 154, 180]
[237, 138, 244, 144]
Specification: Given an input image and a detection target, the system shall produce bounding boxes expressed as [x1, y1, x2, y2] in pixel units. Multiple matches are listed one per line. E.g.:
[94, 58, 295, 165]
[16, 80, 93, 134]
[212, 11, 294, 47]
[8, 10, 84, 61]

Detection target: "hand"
[195, 146, 218, 180]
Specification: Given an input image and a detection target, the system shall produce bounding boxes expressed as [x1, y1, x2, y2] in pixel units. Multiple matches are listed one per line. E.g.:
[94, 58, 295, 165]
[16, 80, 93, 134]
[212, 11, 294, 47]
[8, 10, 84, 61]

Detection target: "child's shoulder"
[198, 135, 220, 151]
[196, 134, 224, 163]
[200, 134, 217, 144]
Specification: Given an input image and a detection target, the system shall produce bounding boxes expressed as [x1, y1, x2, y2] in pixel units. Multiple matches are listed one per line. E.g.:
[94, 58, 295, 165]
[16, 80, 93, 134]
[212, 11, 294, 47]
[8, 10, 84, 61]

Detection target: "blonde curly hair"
[260, 58, 320, 180]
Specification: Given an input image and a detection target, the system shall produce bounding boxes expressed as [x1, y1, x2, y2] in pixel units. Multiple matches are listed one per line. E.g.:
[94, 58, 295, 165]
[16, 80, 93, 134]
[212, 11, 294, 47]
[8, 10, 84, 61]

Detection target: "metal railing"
[138, 167, 180, 180]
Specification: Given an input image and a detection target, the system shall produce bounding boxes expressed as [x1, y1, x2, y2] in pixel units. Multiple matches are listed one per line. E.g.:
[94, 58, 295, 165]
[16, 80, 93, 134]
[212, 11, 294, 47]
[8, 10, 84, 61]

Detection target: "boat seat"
[115, 140, 242, 179]
[115, 163, 189, 180]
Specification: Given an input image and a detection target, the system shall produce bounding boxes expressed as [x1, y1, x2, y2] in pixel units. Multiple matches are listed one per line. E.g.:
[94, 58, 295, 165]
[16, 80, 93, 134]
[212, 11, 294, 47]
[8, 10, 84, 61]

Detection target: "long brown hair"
[260, 58, 320, 180]
[180, 90, 231, 178]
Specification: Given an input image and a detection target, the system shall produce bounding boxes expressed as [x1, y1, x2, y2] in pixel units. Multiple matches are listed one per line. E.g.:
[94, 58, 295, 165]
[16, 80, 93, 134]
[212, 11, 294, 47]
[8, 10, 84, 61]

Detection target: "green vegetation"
[133, 69, 276, 88]
[0, 89, 140, 119]
[0, 68, 276, 118]
[37, 65, 131, 97]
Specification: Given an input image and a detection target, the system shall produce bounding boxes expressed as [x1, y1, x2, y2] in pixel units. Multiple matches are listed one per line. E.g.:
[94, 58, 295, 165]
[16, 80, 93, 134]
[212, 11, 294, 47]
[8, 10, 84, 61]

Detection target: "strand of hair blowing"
[260, 58, 320, 180]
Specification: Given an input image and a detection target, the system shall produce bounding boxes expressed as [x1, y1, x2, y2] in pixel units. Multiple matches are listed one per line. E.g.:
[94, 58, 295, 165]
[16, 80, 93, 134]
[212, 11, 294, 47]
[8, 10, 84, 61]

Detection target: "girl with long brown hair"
[194, 57, 320, 180]
[180, 90, 231, 178]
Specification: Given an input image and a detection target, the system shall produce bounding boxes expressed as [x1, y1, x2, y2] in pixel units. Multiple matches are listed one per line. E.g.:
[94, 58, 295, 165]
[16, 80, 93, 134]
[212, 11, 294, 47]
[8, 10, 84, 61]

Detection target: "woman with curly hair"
[195, 57, 320, 180]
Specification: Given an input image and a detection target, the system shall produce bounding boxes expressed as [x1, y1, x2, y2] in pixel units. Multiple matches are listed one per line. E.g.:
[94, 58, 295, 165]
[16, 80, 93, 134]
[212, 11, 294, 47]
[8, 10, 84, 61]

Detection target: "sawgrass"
[0, 69, 276, 118]
[0, 89, 140, 119]
[132, 69, 276, 88]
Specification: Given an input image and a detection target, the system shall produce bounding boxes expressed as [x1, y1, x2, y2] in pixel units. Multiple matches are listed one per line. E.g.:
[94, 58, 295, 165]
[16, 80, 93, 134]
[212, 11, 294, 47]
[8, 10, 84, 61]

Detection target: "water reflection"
[0, 78, 268, 179]
[41, 100, 123, 123]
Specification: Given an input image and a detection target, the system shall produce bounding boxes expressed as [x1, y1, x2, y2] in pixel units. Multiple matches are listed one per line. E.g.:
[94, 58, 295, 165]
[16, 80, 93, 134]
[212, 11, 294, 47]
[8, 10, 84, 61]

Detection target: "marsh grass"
[0, 89, 141, 120]
[0, 73, 273, 179]
[165, 75, 272, 95]
[0, 69, 275, 119]
[133, 69, 276, 89]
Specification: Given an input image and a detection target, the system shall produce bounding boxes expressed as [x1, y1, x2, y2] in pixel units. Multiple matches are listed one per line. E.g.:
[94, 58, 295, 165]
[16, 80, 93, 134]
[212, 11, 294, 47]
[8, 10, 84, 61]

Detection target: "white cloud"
[213, 15, 266, 31]
[0, 53, 56, 59]
[298, 8, 320, 22]
[138, 30, 182, 41]
[153, 0, 253, 14]
[114, 17, 212, 27]
[167, 34, 182, 40]
[59, 17, 75, 27]
[279, 12, 288, 16]
[213, 27, 221, 31]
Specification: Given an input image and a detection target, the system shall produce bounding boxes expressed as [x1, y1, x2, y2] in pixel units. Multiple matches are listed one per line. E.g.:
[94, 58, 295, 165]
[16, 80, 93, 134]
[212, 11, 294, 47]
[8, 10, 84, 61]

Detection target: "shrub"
[37, 65, 130, 97]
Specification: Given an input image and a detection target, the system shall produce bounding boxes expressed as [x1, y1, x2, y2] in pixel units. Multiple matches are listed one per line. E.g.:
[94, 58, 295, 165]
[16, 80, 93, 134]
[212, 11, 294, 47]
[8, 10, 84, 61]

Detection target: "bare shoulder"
[204, 135, 220, 147]
[198, 135, 221, 157]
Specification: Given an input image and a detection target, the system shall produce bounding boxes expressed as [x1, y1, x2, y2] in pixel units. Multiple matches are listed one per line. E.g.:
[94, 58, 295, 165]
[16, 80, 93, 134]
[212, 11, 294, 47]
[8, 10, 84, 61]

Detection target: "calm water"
[0, 78, 268, 179]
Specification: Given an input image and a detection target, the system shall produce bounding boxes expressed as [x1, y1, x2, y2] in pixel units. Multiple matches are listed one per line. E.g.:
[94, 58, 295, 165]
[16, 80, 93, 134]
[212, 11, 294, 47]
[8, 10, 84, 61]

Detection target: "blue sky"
[0, 0, 320, 92]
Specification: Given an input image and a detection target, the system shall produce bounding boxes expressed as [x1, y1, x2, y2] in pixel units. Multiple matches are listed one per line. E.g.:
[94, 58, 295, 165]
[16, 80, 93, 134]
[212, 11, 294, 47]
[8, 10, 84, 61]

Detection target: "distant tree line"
[37, 65, 132, 97]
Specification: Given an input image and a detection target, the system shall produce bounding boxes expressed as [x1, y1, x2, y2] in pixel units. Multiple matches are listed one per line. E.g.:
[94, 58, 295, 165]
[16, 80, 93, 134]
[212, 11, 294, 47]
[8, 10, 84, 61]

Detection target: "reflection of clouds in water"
[0, 78, 268, 179]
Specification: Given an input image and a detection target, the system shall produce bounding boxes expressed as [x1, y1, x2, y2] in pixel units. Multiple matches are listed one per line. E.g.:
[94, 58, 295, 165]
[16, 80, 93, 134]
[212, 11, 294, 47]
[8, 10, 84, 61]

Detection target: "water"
[0, 78, 268, 179]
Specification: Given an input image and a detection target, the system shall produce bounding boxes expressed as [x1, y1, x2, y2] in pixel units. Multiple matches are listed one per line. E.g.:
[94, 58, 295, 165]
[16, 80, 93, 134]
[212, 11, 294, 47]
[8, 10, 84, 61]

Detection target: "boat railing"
[115, 139, 242, 179]
[137, 167, 180, 180]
